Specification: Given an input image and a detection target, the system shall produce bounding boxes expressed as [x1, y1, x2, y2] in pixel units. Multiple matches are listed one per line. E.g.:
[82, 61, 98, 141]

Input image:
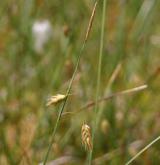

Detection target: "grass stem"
[88, 0, 107, 164]
[126, 135, 160, 165]
[42, 1, 98, 164]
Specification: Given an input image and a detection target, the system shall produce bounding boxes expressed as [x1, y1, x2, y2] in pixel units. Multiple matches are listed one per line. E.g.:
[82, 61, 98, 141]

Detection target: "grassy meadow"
[0, 0, 160, 164]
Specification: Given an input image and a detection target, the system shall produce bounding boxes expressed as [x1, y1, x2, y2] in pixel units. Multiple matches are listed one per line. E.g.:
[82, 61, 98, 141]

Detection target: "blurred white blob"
[32, 20, 52, 54]
[150, 35, 160, 47]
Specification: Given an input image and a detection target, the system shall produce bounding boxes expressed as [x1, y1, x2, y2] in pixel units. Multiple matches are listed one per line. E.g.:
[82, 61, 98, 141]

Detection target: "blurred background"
[0, 0, 160, 164]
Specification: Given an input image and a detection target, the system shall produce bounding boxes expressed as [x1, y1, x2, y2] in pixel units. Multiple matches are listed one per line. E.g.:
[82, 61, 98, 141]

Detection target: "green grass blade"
[42, 1, 98, 164]
[88, 0, 107, 164]
[126, 135, 160, 165]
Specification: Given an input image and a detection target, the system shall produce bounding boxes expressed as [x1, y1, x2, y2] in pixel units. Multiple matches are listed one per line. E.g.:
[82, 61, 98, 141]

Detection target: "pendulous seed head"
[81, 124, 93, 151]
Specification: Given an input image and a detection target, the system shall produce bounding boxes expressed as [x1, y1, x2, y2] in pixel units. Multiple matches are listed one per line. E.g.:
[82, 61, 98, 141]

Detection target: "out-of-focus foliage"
[0, 0, 160, 164]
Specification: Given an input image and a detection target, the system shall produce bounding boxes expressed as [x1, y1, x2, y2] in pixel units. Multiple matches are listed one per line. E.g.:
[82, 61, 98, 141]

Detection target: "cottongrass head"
[81, 123, 93, 151]
[46, 94, 66, 106]
[32, 19, 52, 54]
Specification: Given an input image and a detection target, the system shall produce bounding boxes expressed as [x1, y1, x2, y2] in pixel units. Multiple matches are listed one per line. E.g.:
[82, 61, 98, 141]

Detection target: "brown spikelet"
[81, 124, 93, 151]
[85, 1, 98, 42]
[63, 25, 70, 37]
[46, 94, 66, 106]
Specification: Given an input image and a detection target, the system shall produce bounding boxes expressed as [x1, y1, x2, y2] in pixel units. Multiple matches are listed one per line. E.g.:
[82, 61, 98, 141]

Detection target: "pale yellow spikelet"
[81, 124, 93, 151]
[46, 94, 66, 106]
[101, 119, 109, 135]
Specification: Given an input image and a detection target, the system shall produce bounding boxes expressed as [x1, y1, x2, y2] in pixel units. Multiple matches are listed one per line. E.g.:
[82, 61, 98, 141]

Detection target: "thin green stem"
[125, 135, 160, 165]
[43, 44, 85, 165]
[43, 1, 98, 164]
[88, 0, 107, 164]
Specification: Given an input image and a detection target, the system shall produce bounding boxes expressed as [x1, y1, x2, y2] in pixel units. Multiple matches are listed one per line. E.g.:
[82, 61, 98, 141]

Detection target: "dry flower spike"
[46, 94, 66, 106]
[81, 124, 93, 151]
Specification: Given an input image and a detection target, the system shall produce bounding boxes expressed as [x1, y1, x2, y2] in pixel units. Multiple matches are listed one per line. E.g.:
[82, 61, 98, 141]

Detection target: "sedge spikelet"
[81, 124, 93, 151]
[46, 94, 66, 106]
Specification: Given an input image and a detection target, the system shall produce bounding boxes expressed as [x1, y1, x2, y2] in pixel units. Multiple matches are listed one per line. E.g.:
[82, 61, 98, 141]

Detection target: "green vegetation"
[0, 0, 160, 164]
